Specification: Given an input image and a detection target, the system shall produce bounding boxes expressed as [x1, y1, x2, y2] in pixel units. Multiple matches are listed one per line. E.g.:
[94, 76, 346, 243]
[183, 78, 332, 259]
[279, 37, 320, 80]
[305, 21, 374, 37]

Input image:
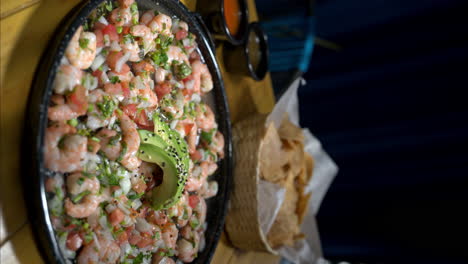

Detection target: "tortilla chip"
[267, 171, 300, 248]
[281, 139, 305, 177]
[259, 122, 287, 183]
[278, 114, 304, 144]
[296, 192, 311, 225]
[304, 152, 314, 182]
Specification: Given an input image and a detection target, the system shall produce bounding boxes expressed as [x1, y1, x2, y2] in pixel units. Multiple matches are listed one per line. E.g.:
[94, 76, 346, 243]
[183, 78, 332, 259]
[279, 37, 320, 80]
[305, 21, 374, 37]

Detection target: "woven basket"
[225, 113, 278, 254]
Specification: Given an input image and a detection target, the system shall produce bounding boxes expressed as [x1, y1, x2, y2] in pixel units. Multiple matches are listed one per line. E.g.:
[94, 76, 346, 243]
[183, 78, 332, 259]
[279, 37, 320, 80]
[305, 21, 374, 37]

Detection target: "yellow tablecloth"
[0, 0, 278, 263]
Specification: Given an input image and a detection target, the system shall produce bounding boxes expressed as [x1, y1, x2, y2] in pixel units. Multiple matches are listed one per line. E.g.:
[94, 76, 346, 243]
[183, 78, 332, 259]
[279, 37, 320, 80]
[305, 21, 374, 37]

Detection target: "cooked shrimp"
[66, 172, 100, 195]
[132, 60, 155, 76]
[147, 13, 172, 36]
[95, 129, 122, 161]
[177, 225, 200, 263]
[53, 64, 83, 95]
[195, 104, 216, 132]
[200, 181, 218, 199]
[210, 131, 225, 158]
[65, 26, 97, 69]
[147, 210, 168, 226]
[118, 112, 142, 170]
[48, 85, 88, 121]
[122, 40, 141, 62]
[185, 161, 217, 192]
[118, 0, 134, 8]
[64, 172, 100, 218]
[131, 24, 156, 54]
[64, 193, 100, 219]
[77, 235, 120, 264]
[109, 7, 132, 27]
[167, 46, 189, 65]
[154, 67, 167, 83]
[191, 60, 213, 94]
[175, 118, 197, 154]
[161, 222, 178, 250]
[167, 192, 192, 227]
[188, 196, 206, 229]
[44, 124, 87, 173]
[152, 254, 175, 264]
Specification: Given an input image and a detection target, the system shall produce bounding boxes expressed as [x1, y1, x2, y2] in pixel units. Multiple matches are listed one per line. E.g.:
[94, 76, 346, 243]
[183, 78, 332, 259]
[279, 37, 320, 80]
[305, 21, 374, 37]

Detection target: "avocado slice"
[138, 143, 184, 210]
[136, 113, 190, 210]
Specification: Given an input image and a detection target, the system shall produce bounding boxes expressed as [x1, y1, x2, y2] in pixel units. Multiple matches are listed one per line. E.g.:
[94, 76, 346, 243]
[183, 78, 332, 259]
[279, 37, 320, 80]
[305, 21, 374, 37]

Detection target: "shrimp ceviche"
[44, 0, 224, 263]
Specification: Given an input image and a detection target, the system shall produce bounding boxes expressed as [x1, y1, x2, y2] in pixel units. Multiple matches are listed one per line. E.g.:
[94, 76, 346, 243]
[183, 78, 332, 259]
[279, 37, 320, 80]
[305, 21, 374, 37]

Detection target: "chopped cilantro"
[72, 190, 91, 203]
[116, 141, 128, 162]
[190, 217, 199, 229]
[77, 177, 85, 186]
[67, 118, 78, 127]
[97, 96, 116, 118]
[79, 38, 90, 49]
[201, 128, 216, 144]
[57, 136, 66, 149]
[130, 3, 138, 13]
[110, 76, 120, 84]
[173, 61, 192, 80]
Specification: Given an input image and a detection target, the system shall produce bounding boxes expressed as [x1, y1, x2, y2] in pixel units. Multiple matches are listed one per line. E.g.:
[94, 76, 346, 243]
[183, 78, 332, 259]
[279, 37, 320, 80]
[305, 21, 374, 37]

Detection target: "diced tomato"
[92, 69, 105, 86]
[67, 85, 88, 114]
[94, 29, 104, 48]
[190, 149, 202, 161]
[184, 123, 194, 135]
[132, 60, 155, 74]
[117, 229, 128, 245]
[121, 26, 131, 35]
[132, 179, 147, 194]
[138, 206, 149, 218]
[188, 195, 200, 209]
[176, 29, 188, 40]
[121, 81, 131, 98]
[190, 150, 202, 161]
[155, 82, 172, 99]
[94, 22, 107, 31]
[189, 50, 201, 61]
[122, 104, 154, 131]
[128, 234, 141, 246]
[109, 208, 125, 226]
[87, 138, 100, 154]
[136, 236, 153, 248]
[106, 51, 123, 71]
[104, 82, 123, 96]
[122, 104, 137, 119]
[92, 69, 103, 78]
[66, 232, 83, 251]
[102, 24, 119, 41]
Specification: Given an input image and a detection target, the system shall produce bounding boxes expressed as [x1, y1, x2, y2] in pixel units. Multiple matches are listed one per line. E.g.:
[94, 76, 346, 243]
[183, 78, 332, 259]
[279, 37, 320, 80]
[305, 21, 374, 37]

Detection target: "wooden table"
[0, 0, 279, 263]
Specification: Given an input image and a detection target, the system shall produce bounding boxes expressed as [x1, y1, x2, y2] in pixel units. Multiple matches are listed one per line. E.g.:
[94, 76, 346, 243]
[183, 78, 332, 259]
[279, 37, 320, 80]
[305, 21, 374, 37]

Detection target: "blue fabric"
[296, 0, 468, 263]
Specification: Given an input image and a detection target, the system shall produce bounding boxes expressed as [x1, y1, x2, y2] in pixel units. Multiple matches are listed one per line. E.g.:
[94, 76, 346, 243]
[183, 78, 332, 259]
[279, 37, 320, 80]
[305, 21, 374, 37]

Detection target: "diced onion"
[131, 199, 142, 210]
[170, 120, 178, 130]
[58, 232, 76, 259]
[135, 218, 153, 233]
[104, 34, 110, 46]
[119, 177, 131, 194]
[117, 202, 131, 215]
[191, 93, 201, 103]
[105, 203, 116, 213]
[91, 54, 106, 71]
[92, 232, 101, 250]
[110, 40, 122, 52]
[115, 52, 130, 72]
[98, 16, 109, 25]
[101, 71, 110, 84]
